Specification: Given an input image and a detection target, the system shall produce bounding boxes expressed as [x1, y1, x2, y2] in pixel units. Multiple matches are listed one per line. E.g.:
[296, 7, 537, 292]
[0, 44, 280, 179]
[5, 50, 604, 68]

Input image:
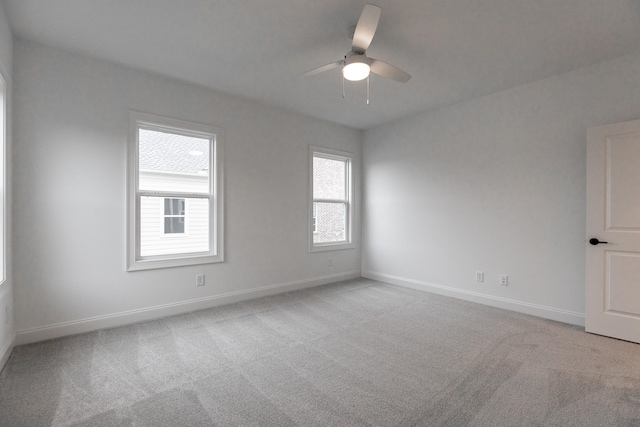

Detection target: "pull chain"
[341, 74, 371, 104]
[366, 75, 370, 105]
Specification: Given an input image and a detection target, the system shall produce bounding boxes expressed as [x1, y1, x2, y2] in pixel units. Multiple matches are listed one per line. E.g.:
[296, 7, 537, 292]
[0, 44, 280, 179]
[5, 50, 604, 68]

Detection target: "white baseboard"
[0, 334, 14, 373]
[363, 270, 585, 327]
[15, 270, 360, 346]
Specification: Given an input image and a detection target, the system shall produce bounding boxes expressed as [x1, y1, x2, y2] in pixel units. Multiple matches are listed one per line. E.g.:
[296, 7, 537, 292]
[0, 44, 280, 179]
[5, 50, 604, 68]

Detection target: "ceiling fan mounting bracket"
[345, 51, 368, 62]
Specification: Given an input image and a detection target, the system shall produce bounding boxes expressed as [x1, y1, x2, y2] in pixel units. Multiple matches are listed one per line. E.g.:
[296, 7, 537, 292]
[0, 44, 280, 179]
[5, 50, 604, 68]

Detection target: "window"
[128, 112, 223, 270]
[164, 198, 185, 234]
[310, 146, 354, 251]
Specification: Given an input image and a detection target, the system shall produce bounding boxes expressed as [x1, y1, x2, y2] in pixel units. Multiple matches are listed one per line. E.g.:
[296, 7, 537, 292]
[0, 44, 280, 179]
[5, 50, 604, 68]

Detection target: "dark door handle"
[589, 238, 608, 245]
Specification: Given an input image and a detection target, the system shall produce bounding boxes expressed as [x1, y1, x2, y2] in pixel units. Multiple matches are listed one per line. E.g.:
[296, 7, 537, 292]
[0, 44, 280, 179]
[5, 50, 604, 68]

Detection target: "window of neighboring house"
[312, 202, 317, 233]
[309, 146, 354, 252]
[0, 74, 5, 285]
[127, 112, 224, 271]
[164, 198, 185, 234]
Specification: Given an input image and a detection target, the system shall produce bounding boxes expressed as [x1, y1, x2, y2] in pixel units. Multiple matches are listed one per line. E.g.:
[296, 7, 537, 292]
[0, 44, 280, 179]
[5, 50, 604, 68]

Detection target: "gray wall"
[12, 40, 361, 343]
[362, 52, 640, 325]
[0, 0, 13, 369]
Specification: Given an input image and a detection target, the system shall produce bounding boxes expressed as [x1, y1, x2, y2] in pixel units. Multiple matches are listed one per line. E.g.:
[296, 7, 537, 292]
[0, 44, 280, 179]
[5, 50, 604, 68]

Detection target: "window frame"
[127, 111, 224, 271]
[309, 145, 354, 252]
[0, 73, 6, 286]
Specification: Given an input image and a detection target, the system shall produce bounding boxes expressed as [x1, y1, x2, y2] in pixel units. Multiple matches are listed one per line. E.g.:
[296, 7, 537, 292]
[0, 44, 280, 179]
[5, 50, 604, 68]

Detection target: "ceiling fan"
[304, 3, 411, 101]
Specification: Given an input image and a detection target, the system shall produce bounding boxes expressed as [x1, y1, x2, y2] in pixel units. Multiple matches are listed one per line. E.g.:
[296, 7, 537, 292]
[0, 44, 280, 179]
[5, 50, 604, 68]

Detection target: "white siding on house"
[139, 171, 209, 257]
[139, 170, 209, 193]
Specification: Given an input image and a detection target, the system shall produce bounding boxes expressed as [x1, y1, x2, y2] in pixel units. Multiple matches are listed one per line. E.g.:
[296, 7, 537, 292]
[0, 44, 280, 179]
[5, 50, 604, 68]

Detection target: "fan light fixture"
[342, 55, 370, 81]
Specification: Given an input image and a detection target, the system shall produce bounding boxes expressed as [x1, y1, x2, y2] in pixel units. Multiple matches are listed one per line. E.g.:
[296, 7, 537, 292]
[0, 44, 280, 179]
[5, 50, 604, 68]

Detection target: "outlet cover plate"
[196, 274, 205, 286]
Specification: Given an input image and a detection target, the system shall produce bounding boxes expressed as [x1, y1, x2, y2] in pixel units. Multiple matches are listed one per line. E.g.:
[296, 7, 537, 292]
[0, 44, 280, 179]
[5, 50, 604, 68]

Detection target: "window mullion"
[312, 198, 348, 204]
[138, 190, 211, 199]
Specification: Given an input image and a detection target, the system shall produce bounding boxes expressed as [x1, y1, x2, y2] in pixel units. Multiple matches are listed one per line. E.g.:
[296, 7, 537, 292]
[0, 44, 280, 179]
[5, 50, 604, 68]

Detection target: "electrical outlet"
[328, 258, 333, 267]
[475, 271, 484, 283]
[500, 275, 509, 286]
[196, 274, 205, 287]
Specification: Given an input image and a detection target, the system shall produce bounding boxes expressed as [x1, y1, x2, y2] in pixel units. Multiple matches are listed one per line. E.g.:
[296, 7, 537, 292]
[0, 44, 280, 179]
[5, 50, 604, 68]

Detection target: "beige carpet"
[1, 278, 640, 426]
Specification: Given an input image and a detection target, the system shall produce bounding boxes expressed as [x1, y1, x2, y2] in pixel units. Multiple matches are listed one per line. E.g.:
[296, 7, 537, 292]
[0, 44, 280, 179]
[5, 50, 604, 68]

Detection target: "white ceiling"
[3, 0, 640, 130]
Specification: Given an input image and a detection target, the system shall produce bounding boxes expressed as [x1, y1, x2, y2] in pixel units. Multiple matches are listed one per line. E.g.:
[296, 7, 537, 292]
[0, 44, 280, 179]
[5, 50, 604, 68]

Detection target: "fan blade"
[303, 60, 343, 77]
[352, 4, 381, 53]
[369, 59, 411, 83]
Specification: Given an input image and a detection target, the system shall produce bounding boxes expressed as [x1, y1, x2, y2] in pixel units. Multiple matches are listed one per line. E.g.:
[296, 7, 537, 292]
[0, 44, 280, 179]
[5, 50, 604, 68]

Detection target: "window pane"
[313, 202, 346, 244]
[313, 156, 346, 200]
[312, 202, 317, 232]
[140, 196, 209, 257]
[164, 198, 185, 215]
[139, 129, 210, 193]
[164, 217, 185, 234]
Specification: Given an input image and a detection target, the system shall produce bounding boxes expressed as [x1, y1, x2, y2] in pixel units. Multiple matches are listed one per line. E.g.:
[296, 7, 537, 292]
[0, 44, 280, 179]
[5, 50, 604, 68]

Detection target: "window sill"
[127, 253, 223, 271]
[309, 242, 355, 253]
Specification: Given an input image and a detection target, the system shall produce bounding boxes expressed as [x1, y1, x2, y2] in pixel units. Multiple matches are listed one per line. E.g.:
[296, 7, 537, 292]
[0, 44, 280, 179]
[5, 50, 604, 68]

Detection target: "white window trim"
[0, 73, 6, 287]
[309, 145, 355, 252]
[127, 111, 224, 271]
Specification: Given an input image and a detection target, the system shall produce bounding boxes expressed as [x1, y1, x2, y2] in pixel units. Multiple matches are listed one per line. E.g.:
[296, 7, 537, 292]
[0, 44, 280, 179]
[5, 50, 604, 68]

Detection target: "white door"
[586, 119, 640, 343]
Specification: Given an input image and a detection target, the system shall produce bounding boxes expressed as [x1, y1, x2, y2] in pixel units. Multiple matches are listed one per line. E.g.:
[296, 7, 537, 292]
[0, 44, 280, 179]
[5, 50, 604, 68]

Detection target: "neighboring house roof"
[139, 129, 210, 175]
